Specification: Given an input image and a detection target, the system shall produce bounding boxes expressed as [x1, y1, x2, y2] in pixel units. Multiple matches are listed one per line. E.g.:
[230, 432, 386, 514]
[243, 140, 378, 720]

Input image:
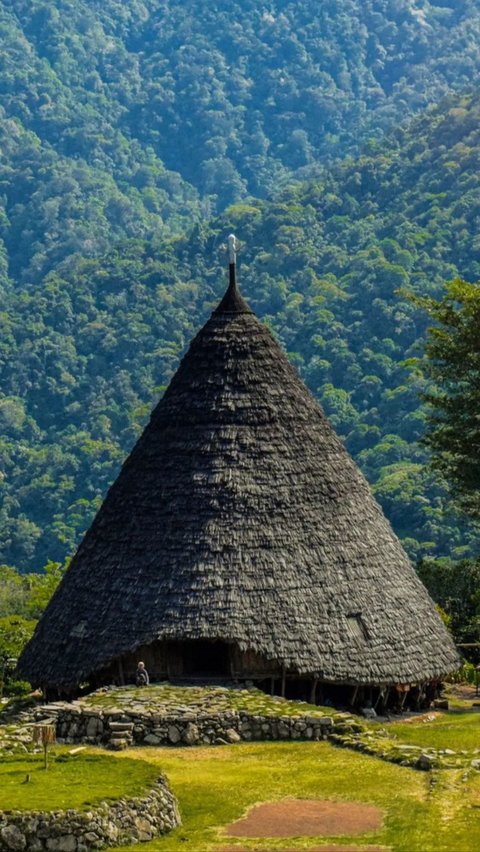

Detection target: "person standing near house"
[136, 661, 150, 686]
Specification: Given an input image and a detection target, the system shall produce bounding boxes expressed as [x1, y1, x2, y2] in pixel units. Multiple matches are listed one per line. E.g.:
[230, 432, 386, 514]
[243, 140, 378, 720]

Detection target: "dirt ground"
[220, 846, 389, 852]
[447, 683, 479, 703]
[226, 799, 383, 838]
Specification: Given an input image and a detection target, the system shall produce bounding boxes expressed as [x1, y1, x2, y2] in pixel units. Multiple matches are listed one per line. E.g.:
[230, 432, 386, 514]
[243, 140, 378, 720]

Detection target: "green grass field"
[0, 752, 158, 811]
[384, 710, 480, 752]
[1, 691, 479, 851]
[109, 740, 480, 852]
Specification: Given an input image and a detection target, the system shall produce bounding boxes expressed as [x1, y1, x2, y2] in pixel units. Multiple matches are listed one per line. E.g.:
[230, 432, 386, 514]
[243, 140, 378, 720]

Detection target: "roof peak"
[214, 233, 253, 315]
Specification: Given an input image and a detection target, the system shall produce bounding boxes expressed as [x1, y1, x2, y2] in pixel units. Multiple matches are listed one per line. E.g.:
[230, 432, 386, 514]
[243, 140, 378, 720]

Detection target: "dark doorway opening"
[284, 677, 311, 702]
[180, 641, 231, 677]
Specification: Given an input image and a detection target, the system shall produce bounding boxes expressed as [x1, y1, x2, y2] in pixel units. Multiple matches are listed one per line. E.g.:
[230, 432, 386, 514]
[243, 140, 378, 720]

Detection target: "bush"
[3, 679, 32, 697]
[446, 660, 479, 685]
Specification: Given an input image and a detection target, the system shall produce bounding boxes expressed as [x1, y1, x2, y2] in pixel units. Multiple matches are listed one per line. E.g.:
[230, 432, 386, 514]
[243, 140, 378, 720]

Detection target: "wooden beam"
[383, 687, 390, 711]
[281, 666, 286, 698]
[374, 687, 385, 711]
[117, 658, 125, 686]
[310, 677, 319, 705]
[350, 685, 359, 706]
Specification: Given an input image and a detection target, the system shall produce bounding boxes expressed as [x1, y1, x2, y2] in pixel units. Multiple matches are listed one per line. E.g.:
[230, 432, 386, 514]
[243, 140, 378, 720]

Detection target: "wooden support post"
[415, 684, 425, 710]
[350, 685, 359, 706]
[374, 687, 385, 711]
[383, 687, 390, 712]
[270, 676, 275, 696]
[117, 658, 125, 686]
[32, 725, 56, 770]
[281, 666, 286, 698]
[310, 677, 319, 705]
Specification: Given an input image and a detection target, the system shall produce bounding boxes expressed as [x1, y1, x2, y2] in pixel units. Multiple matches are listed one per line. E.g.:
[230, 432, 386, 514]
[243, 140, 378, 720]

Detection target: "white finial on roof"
[228, 234, 237, 265]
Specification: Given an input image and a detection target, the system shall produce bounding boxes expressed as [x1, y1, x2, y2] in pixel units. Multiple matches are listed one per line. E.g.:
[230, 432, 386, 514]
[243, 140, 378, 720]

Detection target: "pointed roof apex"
[227, 233, 237, 264]
[214, 233, 253, 315]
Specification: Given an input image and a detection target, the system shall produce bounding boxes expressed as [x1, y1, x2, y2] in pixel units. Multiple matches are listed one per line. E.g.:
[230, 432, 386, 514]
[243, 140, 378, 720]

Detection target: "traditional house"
[18, 237, 459, 706]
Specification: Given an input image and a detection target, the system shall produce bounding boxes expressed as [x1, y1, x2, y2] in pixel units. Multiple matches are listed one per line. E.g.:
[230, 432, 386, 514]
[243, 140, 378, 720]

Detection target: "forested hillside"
[2, 0, 480, 286]
[2, 92, 480, 571]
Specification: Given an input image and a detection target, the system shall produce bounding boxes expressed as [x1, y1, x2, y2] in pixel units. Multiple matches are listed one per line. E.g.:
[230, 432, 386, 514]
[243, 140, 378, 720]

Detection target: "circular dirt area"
[221, 847, 389, 852]
[226, 799, 383, 838]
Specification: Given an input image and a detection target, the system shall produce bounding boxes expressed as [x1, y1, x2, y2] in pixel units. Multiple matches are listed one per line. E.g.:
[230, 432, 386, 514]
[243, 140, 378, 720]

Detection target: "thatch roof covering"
[18, 268, 459, 688]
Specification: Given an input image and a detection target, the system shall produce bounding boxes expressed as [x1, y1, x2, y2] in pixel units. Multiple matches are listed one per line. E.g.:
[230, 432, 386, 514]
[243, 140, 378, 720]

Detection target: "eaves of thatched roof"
[18, 266, 459, 688]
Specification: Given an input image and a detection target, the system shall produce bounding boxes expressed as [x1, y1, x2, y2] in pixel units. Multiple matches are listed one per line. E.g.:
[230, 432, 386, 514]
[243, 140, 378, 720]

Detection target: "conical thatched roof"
[19, 262, 459, 688]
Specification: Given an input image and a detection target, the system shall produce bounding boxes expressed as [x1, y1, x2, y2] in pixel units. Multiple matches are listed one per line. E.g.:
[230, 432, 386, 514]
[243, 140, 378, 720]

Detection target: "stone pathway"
[0, 705, 40, 756]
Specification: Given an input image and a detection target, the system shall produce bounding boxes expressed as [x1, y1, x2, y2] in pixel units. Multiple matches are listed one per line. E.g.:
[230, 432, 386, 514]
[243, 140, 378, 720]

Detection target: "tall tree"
[418, 279, 480, 517]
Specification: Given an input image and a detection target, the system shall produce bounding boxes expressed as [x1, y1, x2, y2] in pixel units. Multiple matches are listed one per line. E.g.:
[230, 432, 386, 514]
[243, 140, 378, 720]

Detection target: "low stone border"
[0, 776, 180, 851]
[329, 729, 480, 771]
[0, 724, 35, 757]
[32, 698, 480, 773]
[40, 705, 341, 750]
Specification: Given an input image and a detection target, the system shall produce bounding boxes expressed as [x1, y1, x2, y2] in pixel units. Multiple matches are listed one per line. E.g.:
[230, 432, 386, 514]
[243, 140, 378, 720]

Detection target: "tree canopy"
[3, 93, 480, 570]
[2, 1, 480, 665]
[1, 1, 480, 286]
[416, 279, 480, 518]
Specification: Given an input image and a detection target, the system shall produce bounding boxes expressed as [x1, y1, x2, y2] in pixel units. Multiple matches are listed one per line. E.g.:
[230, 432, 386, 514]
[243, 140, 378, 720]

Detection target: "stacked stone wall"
[44, 704, 337, 749]
[0, 777, 180, 851]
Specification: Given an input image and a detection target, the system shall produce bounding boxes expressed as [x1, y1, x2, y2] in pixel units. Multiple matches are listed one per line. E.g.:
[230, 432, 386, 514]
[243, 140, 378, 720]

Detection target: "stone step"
[36, 704, 68, 714]
[108, 738, 130, 751]
[109, 722, 134, 732]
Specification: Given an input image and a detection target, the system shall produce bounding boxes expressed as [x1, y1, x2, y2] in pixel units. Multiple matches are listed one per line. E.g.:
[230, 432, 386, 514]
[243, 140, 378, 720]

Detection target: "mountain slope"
[2, 0, 480, 285]
[2, 92, 480, 570]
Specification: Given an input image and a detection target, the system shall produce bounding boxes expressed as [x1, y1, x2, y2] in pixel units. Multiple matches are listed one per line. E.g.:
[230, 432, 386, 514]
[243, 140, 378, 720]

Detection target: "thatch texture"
[18, 275, 459, 688]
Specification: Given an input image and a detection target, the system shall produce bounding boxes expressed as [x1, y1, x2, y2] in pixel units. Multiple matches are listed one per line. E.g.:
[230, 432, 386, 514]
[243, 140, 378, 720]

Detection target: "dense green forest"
[2, 0, 480, 676]
[3, 91, 480, 571]
[2, 1, 480, 286]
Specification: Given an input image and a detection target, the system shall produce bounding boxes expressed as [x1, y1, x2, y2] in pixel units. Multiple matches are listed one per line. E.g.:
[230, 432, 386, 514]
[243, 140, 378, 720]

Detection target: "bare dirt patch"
[220, 846, 389, 851]
[226, 799, 383, 838]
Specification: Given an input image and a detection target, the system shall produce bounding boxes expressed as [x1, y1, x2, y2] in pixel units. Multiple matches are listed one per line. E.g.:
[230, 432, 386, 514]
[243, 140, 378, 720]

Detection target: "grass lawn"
[0, 752, 159, 812]
[110, 741, 480, 852]
[383, 710, 480, 752]
[2, 688, 479, 850]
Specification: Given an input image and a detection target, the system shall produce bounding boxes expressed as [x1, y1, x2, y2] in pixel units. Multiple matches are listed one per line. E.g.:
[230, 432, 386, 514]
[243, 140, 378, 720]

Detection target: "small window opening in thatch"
[69, 621, 88, 638]
[346, 613, 370, 642]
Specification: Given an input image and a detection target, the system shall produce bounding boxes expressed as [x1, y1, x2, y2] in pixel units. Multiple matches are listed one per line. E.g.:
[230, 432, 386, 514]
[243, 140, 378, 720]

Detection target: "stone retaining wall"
[0, 777, 180, 851]
[41, 705, 338, 750]
[37, 704, 480, 772]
